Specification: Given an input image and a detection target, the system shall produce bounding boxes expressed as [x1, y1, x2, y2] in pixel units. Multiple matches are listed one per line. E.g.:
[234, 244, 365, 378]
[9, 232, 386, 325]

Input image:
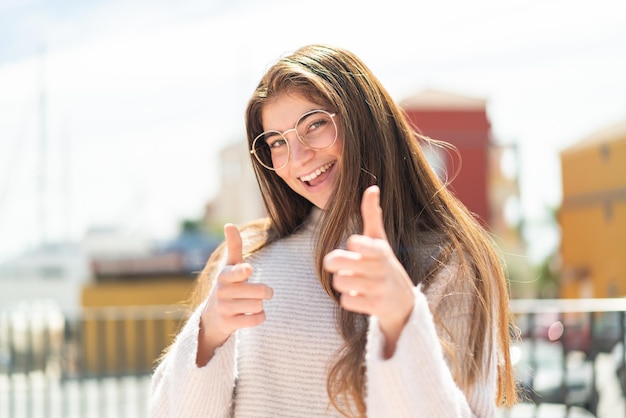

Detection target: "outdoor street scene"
[1, 0, 625, 417]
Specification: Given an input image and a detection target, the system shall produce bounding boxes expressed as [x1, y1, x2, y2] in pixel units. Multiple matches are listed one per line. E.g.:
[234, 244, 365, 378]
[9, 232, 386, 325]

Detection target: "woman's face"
[261, 93, 343, 209]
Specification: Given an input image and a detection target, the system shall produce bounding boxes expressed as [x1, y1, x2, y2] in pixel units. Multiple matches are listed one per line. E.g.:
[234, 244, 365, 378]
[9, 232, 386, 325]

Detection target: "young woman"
[150, 44, 517, 417]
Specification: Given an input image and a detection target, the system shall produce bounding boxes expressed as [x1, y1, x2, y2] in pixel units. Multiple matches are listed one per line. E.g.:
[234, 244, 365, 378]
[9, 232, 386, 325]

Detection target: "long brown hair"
[195, 44, 516, 416]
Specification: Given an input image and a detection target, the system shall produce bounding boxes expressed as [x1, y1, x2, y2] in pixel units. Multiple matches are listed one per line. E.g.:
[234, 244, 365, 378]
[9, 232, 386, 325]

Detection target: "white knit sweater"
[149, 210, 499, 417]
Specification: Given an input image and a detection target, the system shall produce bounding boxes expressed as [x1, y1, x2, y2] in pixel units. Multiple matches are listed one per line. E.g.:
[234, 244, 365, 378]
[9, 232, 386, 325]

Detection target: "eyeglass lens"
[252, 110, 336, 170]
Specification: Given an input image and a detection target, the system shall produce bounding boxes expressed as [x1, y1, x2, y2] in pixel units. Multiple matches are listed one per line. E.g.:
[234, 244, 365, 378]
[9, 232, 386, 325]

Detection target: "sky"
[0, 0, 625, 264]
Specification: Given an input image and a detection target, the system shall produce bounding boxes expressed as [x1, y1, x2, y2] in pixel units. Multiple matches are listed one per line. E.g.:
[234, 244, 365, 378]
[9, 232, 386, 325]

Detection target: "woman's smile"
[299, 161, 336, 185]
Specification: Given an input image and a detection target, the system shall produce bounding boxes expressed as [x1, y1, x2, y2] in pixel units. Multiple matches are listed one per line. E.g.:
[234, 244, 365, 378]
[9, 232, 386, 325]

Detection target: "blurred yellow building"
[80, 270, 194, 375]
[559, 119, 626, 298]
[79, 241, 213, 375]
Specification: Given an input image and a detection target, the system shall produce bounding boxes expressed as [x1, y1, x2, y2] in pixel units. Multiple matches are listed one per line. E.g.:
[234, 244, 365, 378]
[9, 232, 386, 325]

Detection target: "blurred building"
[0, 243, 90, 312]
[400, 89, 523, 229]
[81, 225, 218, 308]
[78, 226, 219, 374]
[401, 90, 493, 224]
[0, 229, 203, 375]
[559, 119, 626, 298]
[203, 141, 265, 228]
[400, 90, 526, 281]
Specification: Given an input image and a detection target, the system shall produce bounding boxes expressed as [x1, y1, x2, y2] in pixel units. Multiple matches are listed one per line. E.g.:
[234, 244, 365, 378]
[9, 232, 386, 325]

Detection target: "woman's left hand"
[323, 185, 415, 358]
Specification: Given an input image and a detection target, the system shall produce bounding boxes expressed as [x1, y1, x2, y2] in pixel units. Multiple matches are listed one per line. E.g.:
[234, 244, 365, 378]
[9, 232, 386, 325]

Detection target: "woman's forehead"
[261, 93, 321, 129]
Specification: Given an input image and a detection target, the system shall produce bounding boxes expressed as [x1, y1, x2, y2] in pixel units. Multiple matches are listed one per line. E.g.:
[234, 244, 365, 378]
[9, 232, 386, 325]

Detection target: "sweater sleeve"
[365, 274, 498, 417]
[149, 301, 237, 418]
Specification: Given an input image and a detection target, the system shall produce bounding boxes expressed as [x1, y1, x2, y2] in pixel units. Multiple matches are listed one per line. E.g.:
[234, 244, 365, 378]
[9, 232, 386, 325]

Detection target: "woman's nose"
[286, 132, 312, 164]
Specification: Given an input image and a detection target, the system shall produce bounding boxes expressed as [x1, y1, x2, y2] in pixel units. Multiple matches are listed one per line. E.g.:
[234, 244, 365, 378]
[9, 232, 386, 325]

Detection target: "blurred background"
[0, 0, 625, 417]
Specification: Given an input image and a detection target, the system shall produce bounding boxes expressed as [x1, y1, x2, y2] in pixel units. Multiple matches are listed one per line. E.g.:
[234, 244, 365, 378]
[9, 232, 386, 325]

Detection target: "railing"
[1, 299, 625, 418]
[503, 298, 626, 418]
[0, 302, 188, 418]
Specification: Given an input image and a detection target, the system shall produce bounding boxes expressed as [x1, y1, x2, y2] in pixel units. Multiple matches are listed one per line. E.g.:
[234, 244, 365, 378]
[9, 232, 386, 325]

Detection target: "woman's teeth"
[300, 162, 334, 182]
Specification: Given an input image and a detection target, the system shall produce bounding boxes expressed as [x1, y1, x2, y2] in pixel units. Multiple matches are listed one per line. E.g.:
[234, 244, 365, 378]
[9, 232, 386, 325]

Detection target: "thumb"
[224, 223, 244, 265]
[361, 185, 387, 240]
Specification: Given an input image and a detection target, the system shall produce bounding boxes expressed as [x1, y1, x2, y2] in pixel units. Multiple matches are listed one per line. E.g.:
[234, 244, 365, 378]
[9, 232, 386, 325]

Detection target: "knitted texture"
[150, 211, 497, 417]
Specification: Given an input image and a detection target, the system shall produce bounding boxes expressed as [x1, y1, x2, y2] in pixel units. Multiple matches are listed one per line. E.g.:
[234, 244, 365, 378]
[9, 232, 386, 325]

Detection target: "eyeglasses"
[250, 109, 337, 171]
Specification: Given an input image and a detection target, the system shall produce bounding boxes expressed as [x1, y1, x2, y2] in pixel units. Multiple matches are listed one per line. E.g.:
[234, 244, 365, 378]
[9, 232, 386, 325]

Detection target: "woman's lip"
[301, 161, 336, 189]
[299, 161, 335, 182]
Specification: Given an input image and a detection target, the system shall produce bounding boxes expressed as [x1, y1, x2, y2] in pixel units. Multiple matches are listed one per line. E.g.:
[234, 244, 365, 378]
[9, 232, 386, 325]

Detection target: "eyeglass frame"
[249, 109, 338, 171]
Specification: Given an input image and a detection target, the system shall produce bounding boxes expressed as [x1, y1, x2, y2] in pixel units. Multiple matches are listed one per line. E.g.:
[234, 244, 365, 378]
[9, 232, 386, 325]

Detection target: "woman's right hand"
[196, 223, 273, 366]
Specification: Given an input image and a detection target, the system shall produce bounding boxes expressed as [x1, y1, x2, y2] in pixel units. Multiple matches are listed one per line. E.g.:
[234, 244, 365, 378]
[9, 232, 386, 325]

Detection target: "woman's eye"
[268, 137, 287, 149]
[307, 118, 328, 134]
